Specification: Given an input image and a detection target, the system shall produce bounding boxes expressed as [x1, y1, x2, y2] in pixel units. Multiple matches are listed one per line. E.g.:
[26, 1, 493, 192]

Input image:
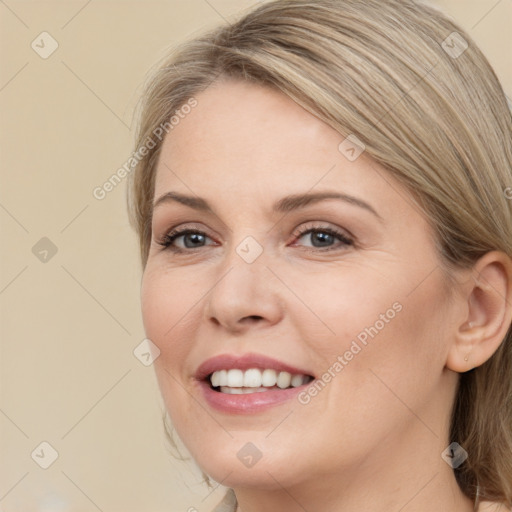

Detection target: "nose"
[203, 251, 285, 334]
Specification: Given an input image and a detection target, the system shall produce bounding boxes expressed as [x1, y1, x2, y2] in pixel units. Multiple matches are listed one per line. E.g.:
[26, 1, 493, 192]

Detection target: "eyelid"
[291, 220, 354, 243]
[289, 223, 354, 252]
[156, 220, 355, 254]
[156, 222, 218, 246]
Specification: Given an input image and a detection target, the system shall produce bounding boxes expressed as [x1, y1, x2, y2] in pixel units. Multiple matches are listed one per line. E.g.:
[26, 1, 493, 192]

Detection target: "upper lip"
[195, 353, 314, 381]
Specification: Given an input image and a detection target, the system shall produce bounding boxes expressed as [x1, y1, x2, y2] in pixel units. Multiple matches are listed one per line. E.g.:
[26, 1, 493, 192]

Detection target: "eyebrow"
[152, 190, 382, 220]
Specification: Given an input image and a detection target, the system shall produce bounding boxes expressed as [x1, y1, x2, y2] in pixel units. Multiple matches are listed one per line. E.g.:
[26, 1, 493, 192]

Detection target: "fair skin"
[141, 78, 512, 512]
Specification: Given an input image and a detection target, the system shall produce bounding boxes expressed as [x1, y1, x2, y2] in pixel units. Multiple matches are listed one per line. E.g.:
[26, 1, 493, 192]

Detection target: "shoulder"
[477, 501, 511, 512]
[211, 489, 237, 512]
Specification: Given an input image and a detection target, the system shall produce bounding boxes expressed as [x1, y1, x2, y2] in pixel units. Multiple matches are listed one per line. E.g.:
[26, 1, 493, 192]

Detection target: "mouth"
[194, 353, 315, 413]
[208, 368, 314, 394]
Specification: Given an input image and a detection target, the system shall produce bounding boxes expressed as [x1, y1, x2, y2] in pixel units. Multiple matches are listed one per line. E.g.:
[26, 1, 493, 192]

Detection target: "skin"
[141, 78, 512, 512]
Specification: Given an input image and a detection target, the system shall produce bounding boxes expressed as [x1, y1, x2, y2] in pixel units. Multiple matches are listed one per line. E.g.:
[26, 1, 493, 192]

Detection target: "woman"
[128, 0, 512, 510]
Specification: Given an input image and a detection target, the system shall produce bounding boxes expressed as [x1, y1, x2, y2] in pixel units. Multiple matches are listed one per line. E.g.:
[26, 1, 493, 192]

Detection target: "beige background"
[0, 1, 510, 511]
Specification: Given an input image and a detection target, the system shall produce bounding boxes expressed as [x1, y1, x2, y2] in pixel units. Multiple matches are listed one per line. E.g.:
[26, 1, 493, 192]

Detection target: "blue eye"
[293, 226, 353, 250]
[157, 224, 353, 253]
[160, 229, 214, 251]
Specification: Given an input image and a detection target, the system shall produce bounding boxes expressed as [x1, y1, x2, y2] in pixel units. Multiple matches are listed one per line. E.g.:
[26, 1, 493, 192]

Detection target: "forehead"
[162, 81, 343, 175]
[153, 79, 406, 221]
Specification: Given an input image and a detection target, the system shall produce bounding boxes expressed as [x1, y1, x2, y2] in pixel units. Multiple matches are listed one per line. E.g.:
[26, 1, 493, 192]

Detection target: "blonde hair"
[128, 0, 512, 505]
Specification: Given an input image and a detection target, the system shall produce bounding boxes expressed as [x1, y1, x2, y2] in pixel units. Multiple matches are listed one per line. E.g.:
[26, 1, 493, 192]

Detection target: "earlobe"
[445, 251, 512, 373]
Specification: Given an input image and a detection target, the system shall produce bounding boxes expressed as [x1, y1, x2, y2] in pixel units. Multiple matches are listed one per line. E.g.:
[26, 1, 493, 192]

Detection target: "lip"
[194, 353, 315, 414]
[195, 353, 313, 381]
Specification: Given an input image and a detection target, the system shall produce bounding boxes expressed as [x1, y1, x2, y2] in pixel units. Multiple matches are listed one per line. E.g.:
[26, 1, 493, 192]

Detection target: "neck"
[233, 422, 475, 512]
[235, 468, 473, 512]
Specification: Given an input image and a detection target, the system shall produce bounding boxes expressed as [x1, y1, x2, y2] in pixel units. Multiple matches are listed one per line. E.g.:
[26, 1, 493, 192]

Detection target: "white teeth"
[211, 371, 220, 387]
[218, 370, 228, 386]
[276, 371, 292, 389]
[221, 387, 243, 394]
[209, 368, 310, 392]
[220, 386, 271, 394]
[291, 374, 304, 387]
[227, 369, 244, 387]
[243, 368, 262, 387]
[261, 369, 277, 387]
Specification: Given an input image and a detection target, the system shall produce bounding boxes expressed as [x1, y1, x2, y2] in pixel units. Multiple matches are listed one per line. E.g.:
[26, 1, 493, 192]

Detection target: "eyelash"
[157, 223, 354, 254]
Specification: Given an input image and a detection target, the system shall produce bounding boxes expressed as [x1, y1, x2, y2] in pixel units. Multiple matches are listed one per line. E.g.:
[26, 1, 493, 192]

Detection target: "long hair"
[128, 0, 512, 505]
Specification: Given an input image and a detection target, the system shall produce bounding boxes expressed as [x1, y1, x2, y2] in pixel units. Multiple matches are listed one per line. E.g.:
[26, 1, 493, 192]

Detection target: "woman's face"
[141, 79, 463, 491]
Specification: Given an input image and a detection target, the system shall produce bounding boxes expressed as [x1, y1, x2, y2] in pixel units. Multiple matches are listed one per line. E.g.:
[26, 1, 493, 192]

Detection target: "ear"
[446, 251, 512, 373]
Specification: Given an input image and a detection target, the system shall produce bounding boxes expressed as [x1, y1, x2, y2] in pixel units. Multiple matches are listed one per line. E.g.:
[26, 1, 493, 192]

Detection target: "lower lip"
[196, 380, 308, 414]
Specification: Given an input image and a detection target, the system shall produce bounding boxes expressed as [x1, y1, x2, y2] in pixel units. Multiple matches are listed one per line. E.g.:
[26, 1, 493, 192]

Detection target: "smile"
[195, 353, 315, 413]
[210, 368, 313, 393]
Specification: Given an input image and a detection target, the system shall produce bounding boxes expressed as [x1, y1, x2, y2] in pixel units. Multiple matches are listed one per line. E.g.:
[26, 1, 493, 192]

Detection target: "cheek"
[141, 267, 201, 427]
[288, 272, 451, 465]
[290, 265, 405, 359]
[302, 263, 450, 408]
[140, 264, 200, 367]
[141, 265, 204, 404]
[313, 261, 448, 358]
